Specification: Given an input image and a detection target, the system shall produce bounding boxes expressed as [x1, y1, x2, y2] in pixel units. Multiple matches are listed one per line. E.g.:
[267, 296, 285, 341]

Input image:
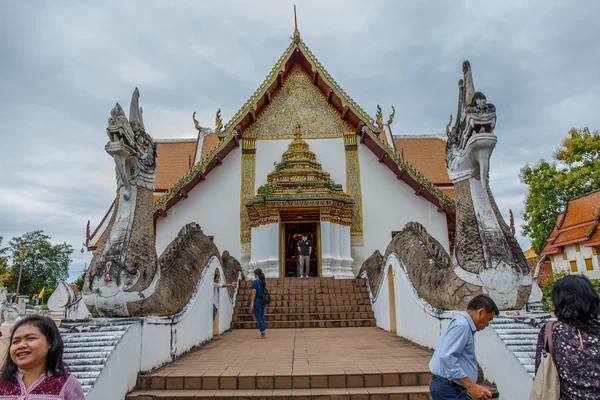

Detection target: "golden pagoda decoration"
[246, 122, 354, 227]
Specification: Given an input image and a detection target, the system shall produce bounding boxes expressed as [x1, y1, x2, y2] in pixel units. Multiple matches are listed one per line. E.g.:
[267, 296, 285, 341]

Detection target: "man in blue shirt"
[429, 295, 499, 400]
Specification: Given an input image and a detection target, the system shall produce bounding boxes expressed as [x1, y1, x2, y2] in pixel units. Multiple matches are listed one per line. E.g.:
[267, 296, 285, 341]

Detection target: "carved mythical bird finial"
[375, 105, 383, 128]
[215, 109, 223, 133]
[445, 114, 453, 136]
[192, 112, 202, 131]
[387, 106, 396, 126]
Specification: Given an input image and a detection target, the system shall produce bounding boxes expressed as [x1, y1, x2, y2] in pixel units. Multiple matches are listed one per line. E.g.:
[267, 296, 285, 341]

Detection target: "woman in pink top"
[0, 315, 84, 399]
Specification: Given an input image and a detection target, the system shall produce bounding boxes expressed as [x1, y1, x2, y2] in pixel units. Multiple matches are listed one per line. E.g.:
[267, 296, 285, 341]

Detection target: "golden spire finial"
[293, 5, 300, 44]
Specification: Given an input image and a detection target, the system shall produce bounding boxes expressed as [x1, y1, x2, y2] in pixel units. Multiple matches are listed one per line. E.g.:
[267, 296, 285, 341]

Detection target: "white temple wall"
[355, 144, 449, 274]
[551, 244, 600, 279]
[255, 138, 346, 188]
[155, 149, 242, 259]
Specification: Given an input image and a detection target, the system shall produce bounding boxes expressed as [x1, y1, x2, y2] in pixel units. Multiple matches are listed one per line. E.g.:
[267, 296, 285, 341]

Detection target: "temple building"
[541, 189, 600, 279]
[87, 28, 456, 278]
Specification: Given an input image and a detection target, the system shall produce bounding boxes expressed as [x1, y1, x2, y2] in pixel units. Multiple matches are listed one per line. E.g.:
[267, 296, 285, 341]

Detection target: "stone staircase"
[489, 317, 542, 376]
[60, 319, 139, 394]
[126, 326, 434, 399]
[232, 278, 376, 329]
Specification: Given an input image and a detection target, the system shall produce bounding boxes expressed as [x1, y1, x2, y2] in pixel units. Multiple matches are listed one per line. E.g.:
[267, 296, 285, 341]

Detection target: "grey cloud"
[2, 0, 600, 277]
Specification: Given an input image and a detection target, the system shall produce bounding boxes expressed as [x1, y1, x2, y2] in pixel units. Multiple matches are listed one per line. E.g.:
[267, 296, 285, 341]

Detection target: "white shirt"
[213, 283, 223, 309]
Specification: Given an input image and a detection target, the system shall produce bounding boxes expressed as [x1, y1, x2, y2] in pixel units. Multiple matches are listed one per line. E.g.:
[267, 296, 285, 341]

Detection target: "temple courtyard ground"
[129, 327, 434, 399]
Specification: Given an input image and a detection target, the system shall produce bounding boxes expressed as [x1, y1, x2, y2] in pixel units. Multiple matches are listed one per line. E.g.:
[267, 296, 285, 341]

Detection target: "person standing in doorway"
[213, 273, 236, 321]
[297, 233, 312, 278]
[428, 295, 498, 400]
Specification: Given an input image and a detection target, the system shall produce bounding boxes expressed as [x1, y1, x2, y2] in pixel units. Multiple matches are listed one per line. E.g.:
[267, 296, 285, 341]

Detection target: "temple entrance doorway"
[281, 221, 319, 278]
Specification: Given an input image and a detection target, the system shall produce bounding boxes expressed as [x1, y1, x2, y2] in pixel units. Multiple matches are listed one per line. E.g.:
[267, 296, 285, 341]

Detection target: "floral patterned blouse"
[535, 322, 600, 400]
[0, 372, 84, 399]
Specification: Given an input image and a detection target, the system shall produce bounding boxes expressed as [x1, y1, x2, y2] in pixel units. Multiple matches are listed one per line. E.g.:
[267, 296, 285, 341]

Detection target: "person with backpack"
[250, 268, 269, 339]
[531, 274, 600, 399]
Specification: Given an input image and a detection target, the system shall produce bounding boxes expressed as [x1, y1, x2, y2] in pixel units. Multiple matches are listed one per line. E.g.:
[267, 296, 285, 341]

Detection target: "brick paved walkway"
[149, 327, 432, 378]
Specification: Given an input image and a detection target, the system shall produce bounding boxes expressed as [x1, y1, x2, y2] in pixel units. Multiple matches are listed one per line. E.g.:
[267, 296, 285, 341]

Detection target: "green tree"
[520, 127, 600, 253]
[6, 231, 73, 299]
[0, 237, 10, 287]
[73, 271, 86, 292]
[540, 270, 600, 311]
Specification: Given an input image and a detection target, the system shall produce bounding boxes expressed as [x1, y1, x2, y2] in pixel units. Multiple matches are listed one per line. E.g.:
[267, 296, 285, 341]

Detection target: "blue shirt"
[251, 279, 263, 308]
[429, 312, 478, 384]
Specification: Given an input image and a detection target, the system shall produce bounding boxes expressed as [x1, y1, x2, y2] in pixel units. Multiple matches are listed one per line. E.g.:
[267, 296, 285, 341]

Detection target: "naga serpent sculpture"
[361, 61, 531, 310]
[82, 89, 240, 317]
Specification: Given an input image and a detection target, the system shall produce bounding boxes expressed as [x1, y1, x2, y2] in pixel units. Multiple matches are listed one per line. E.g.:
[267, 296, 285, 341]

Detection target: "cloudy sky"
[1, 0, 599, 282]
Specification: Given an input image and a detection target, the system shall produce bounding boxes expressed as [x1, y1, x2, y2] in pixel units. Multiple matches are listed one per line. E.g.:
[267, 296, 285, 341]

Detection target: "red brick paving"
[139, 327, 431, 379]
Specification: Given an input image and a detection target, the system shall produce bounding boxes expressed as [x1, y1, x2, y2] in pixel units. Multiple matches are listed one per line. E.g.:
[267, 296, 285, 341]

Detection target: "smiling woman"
[0, 315, 84, 399]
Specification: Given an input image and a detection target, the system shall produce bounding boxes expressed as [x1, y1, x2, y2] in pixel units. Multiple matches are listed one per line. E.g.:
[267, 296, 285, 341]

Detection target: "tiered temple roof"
[246, 123, 354, 227]
[541, 189, 600, 255]
[87, 28, 457, 249]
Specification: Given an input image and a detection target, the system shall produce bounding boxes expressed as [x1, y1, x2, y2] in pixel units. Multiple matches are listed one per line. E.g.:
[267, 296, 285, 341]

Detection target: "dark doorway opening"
[282, 222, 319, 277]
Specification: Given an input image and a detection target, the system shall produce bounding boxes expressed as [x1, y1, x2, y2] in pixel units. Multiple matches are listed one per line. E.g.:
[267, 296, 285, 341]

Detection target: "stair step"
[236, 305, 373, 313]
[127, 385, 430, 399]
[493, 328, 539, 335]
[234, 312, 374, 321]
[236, 300, 371, 307]
[236, 292, 369, 301]
[231, 319, 376, 329]
[136, 371, 432, 391]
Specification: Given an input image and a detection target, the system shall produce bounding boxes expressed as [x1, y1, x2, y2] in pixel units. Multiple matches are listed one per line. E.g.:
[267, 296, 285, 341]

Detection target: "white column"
[330, 223, 342, 276]
[339, 225, 355, 278]
[264, 222, 280, 278]
[249, 224, 280, 278]
[320, 220, 333, 278]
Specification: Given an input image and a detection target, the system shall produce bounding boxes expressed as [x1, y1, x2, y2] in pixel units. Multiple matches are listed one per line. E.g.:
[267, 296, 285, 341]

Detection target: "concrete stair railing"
[58, 256, 239, 400]
[364, 253, 551, 399]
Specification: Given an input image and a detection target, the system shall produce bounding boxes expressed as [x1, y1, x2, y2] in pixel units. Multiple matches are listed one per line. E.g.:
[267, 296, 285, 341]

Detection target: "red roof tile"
[393, 137, 452, 185]
[586, 228, 600, 247]
[541, 189, 600, 253]
[200, 134, 220, 159]
[155, 141, 197, 191]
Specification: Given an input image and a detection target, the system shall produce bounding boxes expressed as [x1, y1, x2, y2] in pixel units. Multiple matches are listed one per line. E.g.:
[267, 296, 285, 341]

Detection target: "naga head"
[106, 88, 157, 200]
[446, 61, 497, 187]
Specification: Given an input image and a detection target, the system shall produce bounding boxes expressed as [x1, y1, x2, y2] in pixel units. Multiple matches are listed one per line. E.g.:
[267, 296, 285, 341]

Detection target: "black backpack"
[260, 283, 271, 306]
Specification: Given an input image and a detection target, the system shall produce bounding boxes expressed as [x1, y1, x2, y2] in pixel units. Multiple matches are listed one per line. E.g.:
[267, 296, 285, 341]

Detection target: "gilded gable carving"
[245, 66, 353, 140]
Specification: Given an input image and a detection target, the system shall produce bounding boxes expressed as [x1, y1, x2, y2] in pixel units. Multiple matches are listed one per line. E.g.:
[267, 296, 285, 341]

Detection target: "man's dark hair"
[302, 233, 307, 237]
[1, 315, 68, 382]
[467, 295, 499, 316]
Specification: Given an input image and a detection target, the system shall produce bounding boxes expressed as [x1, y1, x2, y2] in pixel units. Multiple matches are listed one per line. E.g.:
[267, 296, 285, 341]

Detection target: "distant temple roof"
[392, 136, 452, 186]
[541, 189, 600, 254]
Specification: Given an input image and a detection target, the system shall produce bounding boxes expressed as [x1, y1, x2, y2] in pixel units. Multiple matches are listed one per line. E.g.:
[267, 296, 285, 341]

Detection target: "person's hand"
[467, 384, 492, 400]
[232, 282, 237, 287]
